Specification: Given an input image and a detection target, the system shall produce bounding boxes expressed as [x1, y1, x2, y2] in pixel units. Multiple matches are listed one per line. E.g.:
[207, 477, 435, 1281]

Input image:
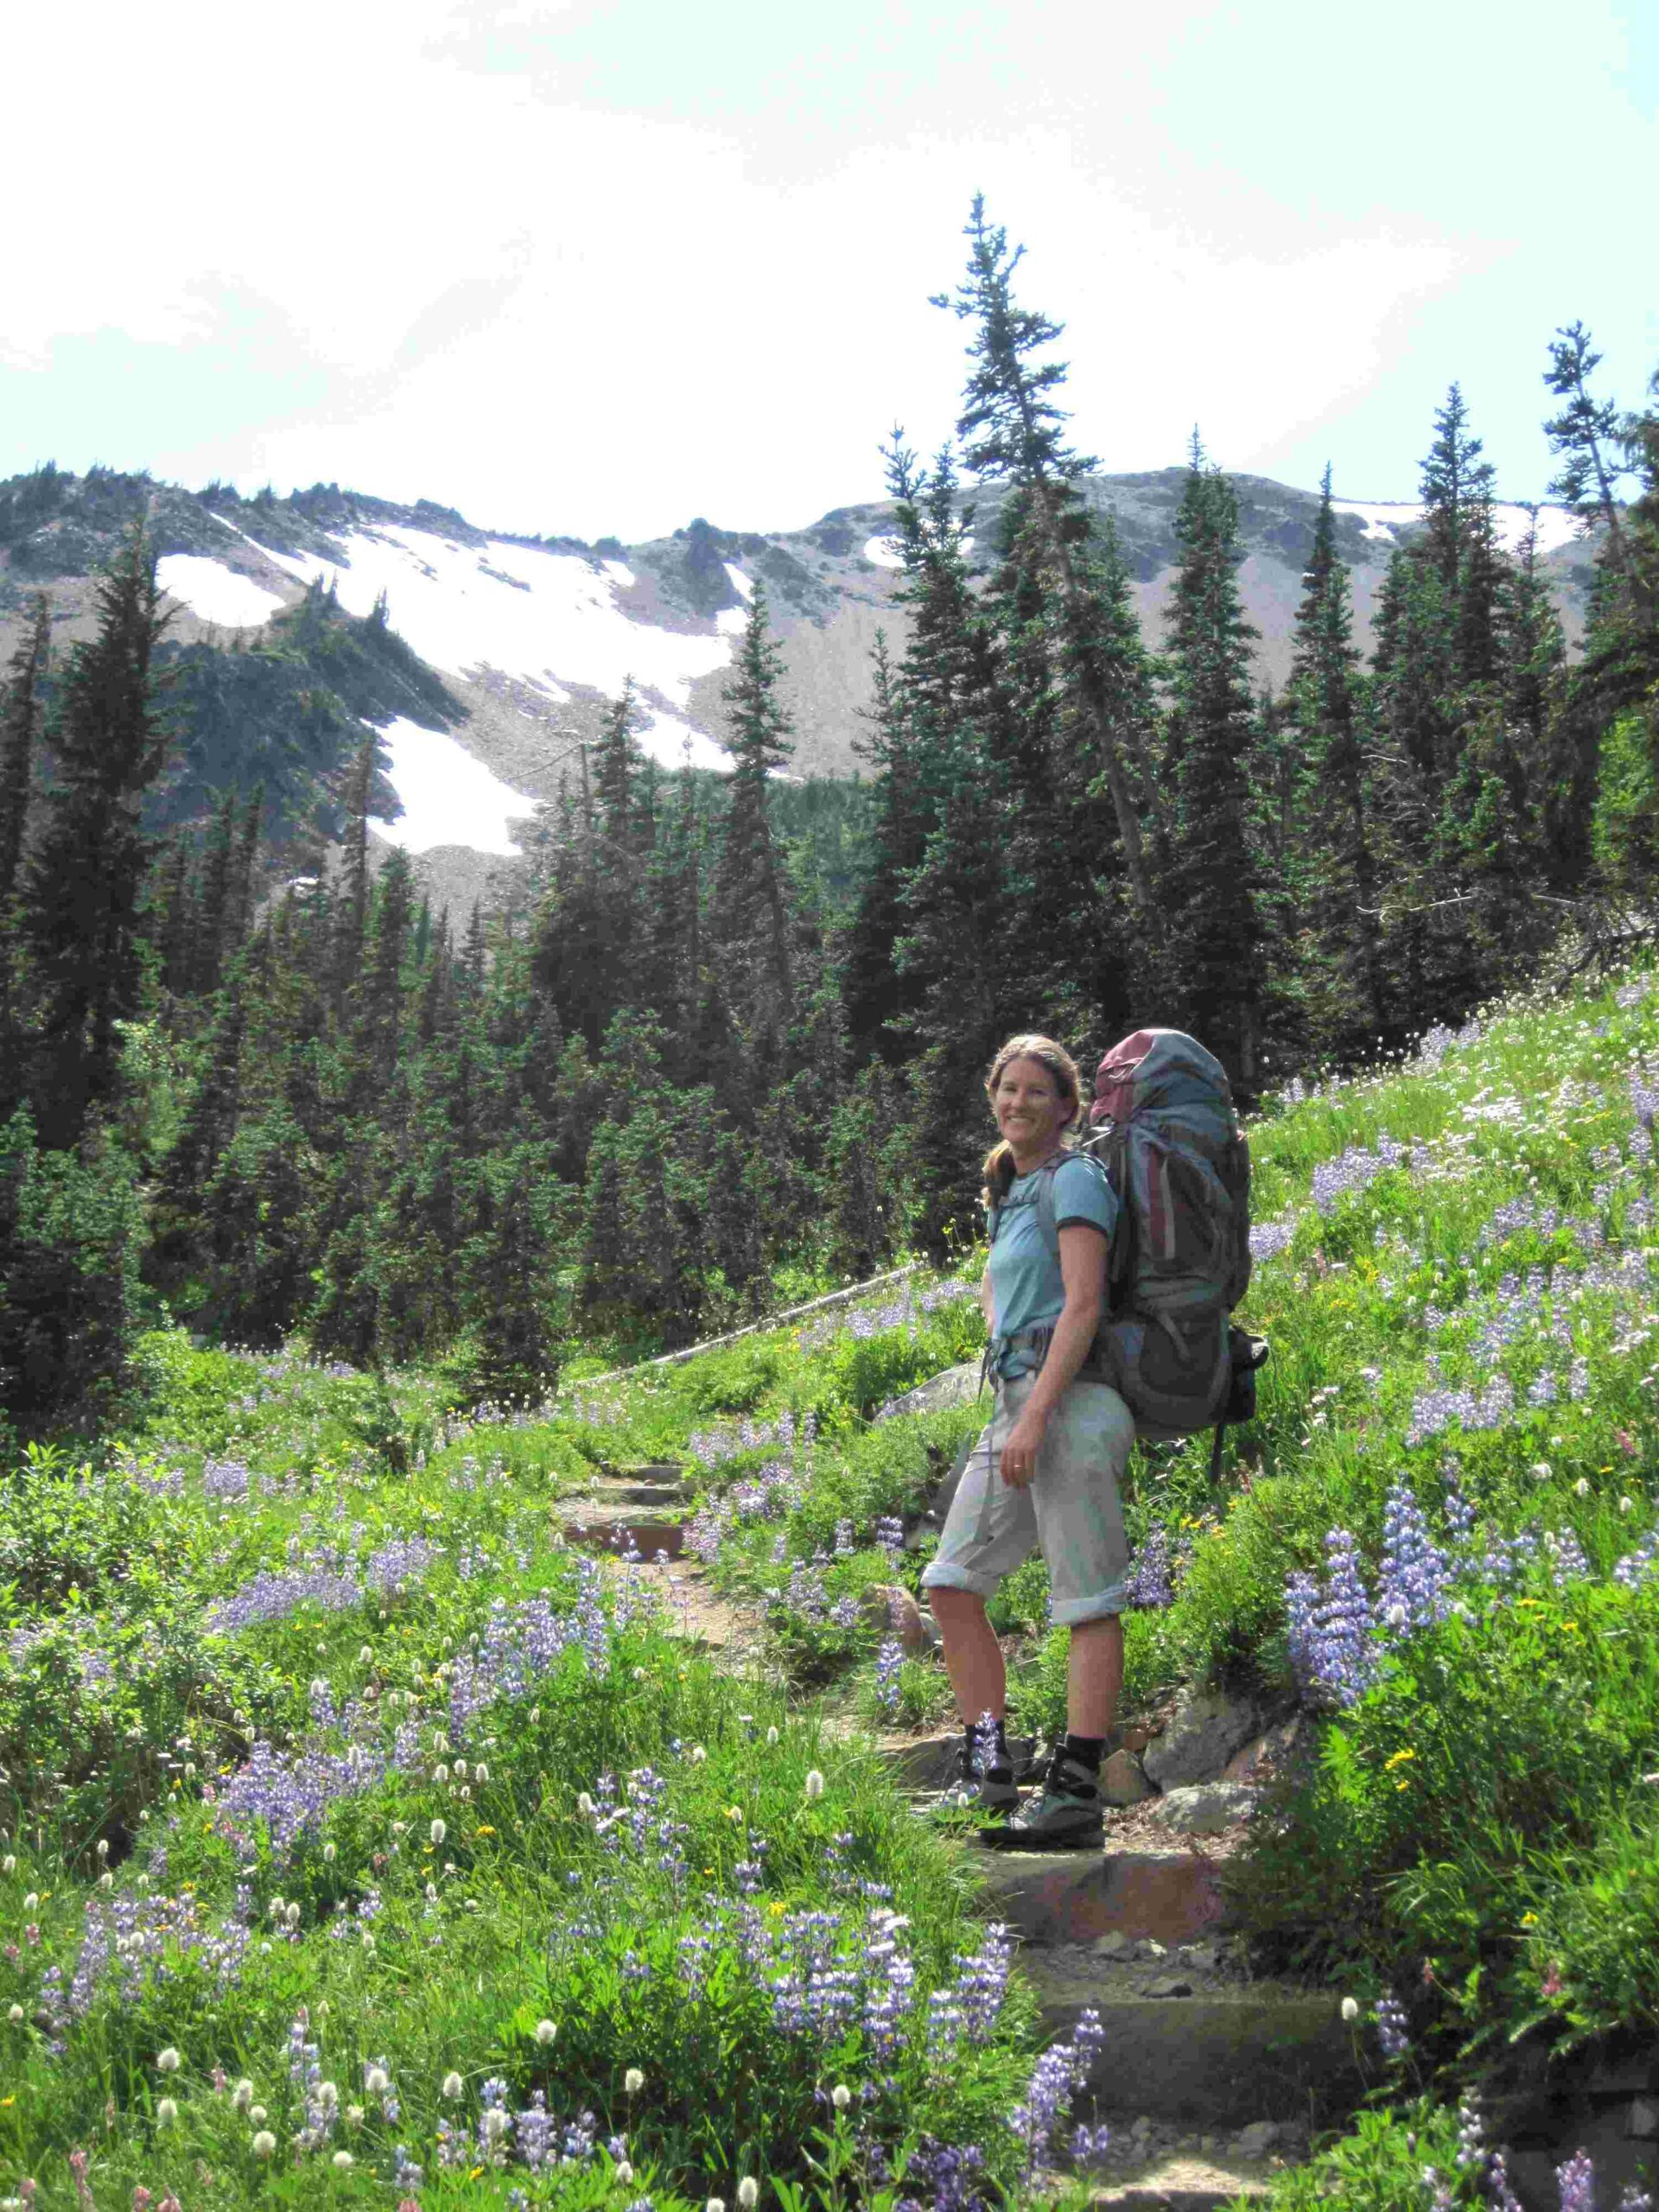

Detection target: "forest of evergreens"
[2, 199, 1656, 1435]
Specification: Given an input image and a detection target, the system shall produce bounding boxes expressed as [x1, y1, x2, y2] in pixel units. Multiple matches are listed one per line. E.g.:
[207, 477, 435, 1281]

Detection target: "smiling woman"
[918, 1032, 1135, 1850]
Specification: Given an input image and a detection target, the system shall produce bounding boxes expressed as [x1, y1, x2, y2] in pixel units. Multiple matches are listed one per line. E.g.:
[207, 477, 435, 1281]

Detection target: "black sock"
[965, 1718, 1011, 1778]
[1057, 1733, 1106, 1796]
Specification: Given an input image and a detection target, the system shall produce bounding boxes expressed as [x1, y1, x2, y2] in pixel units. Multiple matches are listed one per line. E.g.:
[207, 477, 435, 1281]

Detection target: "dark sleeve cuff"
[1053, 1216, 1110, 1236]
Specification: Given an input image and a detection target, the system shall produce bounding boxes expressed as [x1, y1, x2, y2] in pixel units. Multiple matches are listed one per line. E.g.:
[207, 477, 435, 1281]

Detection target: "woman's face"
[991, 1056, 1071, 1160]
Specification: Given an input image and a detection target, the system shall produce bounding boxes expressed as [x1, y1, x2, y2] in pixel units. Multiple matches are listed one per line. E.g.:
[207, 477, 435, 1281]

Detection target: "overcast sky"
[5, 0, 1654, 543]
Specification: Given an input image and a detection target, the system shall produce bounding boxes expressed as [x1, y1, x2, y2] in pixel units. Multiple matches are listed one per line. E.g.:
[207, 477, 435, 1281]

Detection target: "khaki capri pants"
[919, 1369, 1135, 1626]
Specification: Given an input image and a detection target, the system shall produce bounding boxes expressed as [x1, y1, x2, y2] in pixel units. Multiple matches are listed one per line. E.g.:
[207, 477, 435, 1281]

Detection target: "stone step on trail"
[969, 1839, 1227, 1948]
[879, 1732, 1229, 1948]
[560, 1509, 689, 1561]
[1025, 1944, 1361, 2132]
[587, 1478, 689, 1509]
[1081, 2152, 1274, 2208]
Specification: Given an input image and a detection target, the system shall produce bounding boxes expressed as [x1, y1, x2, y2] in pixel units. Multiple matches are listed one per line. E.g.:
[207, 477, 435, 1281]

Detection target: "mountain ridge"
[0, 461, 1602, 910]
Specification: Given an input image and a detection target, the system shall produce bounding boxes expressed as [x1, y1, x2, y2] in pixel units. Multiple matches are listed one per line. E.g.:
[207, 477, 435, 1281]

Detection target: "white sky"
[4, 0, 1654, 542]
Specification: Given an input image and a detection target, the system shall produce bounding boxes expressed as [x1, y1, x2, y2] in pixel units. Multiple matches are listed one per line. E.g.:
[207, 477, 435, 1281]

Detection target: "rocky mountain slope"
[0, 463, 1599, 907]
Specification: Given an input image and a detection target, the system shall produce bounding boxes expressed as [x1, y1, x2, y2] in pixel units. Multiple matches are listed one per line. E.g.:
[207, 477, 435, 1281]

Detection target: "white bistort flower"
[804, 1770, 824, 1801]
[624, 2068, 645, 2094]
[442, 2070, 465, 2100]
[252, 2130, 276, 2158]
[535, 2019, 557, 2046]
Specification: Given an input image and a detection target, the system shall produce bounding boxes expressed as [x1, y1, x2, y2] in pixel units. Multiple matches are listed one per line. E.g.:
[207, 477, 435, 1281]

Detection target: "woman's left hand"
[999, 1404, 1047, 1490]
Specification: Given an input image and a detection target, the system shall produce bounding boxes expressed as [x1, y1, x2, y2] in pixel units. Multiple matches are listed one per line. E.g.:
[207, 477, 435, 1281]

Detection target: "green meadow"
[7, 960, 1659, 2211]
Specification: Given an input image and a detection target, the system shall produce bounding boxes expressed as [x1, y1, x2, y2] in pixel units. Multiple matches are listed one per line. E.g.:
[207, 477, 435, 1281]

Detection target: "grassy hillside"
[5, 960, 1659, 2209]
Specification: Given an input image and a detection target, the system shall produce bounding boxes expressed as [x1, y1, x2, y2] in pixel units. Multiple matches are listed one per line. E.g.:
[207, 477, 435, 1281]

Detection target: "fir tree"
[933, 195, 1157, 913]
[1285, 465, 1381, 1046]
[22, 524, 174, 1147]
[0, 594, 49, 918]
[1543, 321, 1632, 570]
[1158, 446, 1266, 1084]
[712, 582, 795, 1040]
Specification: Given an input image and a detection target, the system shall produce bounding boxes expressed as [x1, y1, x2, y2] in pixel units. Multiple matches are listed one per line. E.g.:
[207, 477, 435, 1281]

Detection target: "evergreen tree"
[1544, 321, 1633, 569]
[0, 594, 51, 1069]
[0, 594, 49, 918]
[1285, 465, 1381, 1048]
[22, 525, 174, 1147]
[1158, 445, 1266, 1085]
[932, 195, 1157, 913]
[712, 583, 796, 1041]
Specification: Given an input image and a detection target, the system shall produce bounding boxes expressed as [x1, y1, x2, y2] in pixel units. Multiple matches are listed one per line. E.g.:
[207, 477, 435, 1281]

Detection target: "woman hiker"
[919, 1033, 1134, 1848]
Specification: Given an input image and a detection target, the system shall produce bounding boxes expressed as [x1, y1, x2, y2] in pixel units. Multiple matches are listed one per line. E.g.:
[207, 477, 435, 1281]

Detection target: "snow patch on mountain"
[230, 518, 746, 768]
[1332, 500, 1583, 557]
[156, 555, 287, 628]
[369, 716, 536, 856]
[633, 709, 732, 772]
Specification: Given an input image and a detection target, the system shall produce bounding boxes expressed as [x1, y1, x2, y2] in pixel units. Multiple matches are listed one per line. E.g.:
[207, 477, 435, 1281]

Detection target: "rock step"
[599, 1460, 689, 1484]
[1026, 1947, 1360, 2130]
[1085, 2154, 1274, 2208]
[966, 1838, 1227, 1948]
[560, 1510, 688, 1561]
[583, 1479, 689, 1508]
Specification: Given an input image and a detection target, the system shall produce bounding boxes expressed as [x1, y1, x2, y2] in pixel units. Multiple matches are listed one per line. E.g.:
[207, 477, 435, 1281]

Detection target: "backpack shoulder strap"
[1035, 1149, 1116, 1274]
[1031, 1155, 1059, 1270]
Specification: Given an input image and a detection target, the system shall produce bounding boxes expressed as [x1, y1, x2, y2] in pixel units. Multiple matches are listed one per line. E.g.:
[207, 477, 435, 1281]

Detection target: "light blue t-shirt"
[988, 1153, 1118, 1376]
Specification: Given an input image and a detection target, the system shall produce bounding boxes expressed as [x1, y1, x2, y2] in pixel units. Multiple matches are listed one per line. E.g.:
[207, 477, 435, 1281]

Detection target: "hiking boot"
[981, 1751, 1103, 1851]
[916, 1741, 1020, 1828]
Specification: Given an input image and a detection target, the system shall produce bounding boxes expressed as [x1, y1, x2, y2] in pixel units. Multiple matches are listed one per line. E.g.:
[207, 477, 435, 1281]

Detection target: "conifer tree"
[1285, 466, 1381, 1046]
[712, 582, 795, 1040]
[23, 524, 174, 1147]
[0, 594, 51, 1068]
[1544, 321, 1632, 570]
[932, 194, 1157, 914]
[1159, 445, 1266, 1084]
[0, 594, 49, 918]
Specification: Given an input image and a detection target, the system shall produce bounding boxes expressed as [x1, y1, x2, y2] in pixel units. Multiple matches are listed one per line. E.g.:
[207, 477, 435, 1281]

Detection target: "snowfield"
[156, 556, 287, 629]
[245, 524, 740, 720]
[368, 716, 537, 856]
[1332, 500, 1584, 557]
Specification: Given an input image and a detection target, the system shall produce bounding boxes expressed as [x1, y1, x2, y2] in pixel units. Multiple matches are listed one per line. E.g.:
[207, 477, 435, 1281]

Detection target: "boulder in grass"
[874, 1362, 988, 1424]
[1099, 1748, 1155, 1805]
[1142, 1688, 1261, 1790]
[858, 1583, 937, 1655]
[1138, 1782, 1260, 1840]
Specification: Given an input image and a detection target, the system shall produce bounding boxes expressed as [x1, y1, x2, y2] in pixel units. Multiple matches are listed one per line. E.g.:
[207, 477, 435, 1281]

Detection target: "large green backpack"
[1032, 1028, 1264, 1462]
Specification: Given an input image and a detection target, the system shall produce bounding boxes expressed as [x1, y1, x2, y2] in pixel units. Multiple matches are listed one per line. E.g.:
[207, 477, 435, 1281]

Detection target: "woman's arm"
[980, 1266, 994, 1331]
[996, 1224, 1109, 1489]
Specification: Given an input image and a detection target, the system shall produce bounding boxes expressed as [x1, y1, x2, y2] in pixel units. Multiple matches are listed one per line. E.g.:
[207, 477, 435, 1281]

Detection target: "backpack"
[1028, 1028, 1267, 1473]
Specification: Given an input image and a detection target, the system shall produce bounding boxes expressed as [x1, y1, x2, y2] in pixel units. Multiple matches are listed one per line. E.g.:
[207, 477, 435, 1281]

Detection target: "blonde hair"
[981, 1033, 1084, 1207]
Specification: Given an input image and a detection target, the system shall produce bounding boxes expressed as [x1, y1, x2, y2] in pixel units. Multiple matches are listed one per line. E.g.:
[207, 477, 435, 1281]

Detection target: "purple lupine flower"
[1556, 2152, 1599, 2212]
[1007, 2005, 1105, 2176]
[1287, 1529, 1377, 1710]
[1378, 1481, 1453, 1637]
[1484, 2149, 1527, 2212]
[874, 1638, 904, 1713]
[1249, 1218, 1295, 1263]
[1440, 1459, 1478, 1544]
[202, 1459, 251, 1502]
[1123, 1528, 1174, 1609]
[1374, 1991, 1410, 2060]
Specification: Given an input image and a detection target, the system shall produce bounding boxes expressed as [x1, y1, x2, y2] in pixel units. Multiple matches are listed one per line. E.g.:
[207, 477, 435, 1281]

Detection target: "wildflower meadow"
[9, 961, 1659, 2210]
